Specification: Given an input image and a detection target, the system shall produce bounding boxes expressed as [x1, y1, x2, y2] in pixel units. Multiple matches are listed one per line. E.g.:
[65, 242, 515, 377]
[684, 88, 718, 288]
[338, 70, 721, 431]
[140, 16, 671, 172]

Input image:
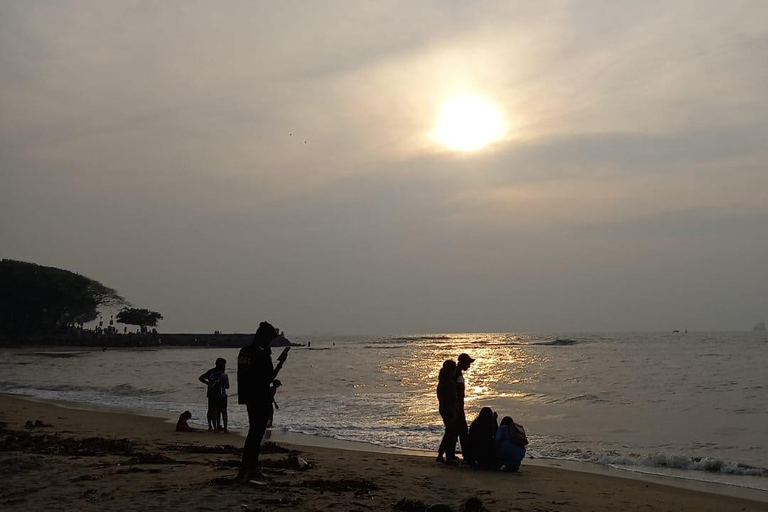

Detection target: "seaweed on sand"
[0, 428, 137, 457]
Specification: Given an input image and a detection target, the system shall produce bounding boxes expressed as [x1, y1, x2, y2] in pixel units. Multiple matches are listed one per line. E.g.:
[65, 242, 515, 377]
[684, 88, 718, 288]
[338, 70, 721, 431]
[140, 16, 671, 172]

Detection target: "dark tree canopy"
[116, 308, 163, 331]
[0, 259, 128, 335]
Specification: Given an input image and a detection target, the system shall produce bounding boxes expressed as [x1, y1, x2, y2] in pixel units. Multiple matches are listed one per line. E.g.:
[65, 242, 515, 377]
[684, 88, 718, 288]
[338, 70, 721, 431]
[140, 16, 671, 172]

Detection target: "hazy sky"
[2, 1, 767, 334]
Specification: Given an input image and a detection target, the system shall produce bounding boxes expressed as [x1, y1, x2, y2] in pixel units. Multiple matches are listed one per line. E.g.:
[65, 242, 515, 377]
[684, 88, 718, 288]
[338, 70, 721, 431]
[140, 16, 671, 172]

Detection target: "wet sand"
[1, 394, 766, 511]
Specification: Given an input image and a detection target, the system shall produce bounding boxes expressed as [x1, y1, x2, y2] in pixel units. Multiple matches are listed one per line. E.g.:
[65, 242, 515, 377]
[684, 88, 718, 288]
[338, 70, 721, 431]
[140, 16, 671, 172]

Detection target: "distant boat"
[754, 321, 766, 332]
[672, 330, 680, 333]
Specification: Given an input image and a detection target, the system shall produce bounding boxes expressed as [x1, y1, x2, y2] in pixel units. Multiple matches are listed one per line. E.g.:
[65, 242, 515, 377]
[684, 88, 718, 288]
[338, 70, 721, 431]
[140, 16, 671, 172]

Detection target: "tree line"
[0, 259, 162, 335]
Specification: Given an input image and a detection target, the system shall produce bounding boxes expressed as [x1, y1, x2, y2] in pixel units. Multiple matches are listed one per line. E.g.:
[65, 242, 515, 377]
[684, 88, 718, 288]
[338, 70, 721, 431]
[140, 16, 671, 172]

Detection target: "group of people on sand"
[178, 324, 527, 482]
[436, 354, 528, 472]
[176, 321, 290, 482]
[175, 323, 286, 472]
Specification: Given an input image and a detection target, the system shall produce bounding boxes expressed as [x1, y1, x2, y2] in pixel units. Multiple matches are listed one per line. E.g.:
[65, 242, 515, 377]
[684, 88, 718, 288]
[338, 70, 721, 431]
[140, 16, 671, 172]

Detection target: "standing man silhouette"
[456, 352, 475, 459]
[236, 321, 289, 482]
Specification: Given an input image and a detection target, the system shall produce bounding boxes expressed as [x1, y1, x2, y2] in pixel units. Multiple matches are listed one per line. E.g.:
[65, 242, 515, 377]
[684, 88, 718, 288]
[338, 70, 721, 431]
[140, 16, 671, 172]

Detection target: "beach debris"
[208, 476, 242, 487]
[290, 477, 378, 495]
[0, 428, 137, 457]
[394, 498, 429, 512]
[70, 472, 106, 482]
[240, 505, 266, 512]
[127, 452, 179, 465]
[166, 443, 243, 455]
[24, 420, 53, 429]
[208, 475, 271, 488]
[0, 498, 27, 507]
[115, 467, 161, 474]
[213, 458, 242, 469]
[0, 453, 46, 475]
[81, 489, 100, 503]
[261, 495, 303, 507]
[461, 497, 486, 512]
[261, 441, 294, 454]
[260, 453, 314, 471]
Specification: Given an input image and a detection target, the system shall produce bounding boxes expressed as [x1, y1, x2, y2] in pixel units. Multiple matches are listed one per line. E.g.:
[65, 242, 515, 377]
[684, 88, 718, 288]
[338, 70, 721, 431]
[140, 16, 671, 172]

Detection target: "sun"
[434, 95, 506, 152]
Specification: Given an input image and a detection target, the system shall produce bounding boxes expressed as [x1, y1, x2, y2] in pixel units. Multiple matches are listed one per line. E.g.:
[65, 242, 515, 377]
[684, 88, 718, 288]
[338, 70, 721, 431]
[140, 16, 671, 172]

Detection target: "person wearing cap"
[456, 352, 475, 458]
[236, 321, 289, 482]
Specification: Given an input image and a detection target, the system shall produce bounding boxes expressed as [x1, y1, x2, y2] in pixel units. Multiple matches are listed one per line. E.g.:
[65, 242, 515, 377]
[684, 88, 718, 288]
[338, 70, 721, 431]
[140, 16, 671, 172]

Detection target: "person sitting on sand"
[267, 379, 282, 428]
[175, 411, 196, 432]
[436, 359, 459, 463]
[495, 416, 528, 472]
[466, 407, 499, 469]
[199, 357, 229, 432]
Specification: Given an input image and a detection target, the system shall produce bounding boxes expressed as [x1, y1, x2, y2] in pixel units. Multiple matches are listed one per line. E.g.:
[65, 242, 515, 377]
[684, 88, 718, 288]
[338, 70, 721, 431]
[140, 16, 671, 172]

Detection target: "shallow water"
[2, 331, 767, 491]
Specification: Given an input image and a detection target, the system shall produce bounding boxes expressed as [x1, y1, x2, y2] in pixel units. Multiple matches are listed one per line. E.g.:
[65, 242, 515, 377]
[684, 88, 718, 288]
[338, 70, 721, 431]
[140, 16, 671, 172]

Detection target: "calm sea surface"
[2, 332, 767, 491]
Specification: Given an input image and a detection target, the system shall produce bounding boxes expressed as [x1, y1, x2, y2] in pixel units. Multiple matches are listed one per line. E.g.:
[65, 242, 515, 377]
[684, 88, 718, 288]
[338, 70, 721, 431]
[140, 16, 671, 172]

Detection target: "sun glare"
[434, 95, 506, 152]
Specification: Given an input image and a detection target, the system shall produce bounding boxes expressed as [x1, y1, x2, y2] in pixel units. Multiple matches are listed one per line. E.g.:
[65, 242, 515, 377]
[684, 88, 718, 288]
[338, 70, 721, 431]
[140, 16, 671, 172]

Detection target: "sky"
[2, 1, 767, 335]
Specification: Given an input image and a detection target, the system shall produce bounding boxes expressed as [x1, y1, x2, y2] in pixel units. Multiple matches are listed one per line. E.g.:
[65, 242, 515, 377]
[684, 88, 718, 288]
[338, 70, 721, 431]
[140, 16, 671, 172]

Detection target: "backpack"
[510, 424, 528, 446]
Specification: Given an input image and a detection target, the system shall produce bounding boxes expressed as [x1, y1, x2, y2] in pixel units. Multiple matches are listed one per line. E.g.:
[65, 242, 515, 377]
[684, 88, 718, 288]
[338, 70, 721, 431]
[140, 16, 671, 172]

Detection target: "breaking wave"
[594, 452, 768, 478]
[0, 381, 167, 398]
[530, 338, 578, 346]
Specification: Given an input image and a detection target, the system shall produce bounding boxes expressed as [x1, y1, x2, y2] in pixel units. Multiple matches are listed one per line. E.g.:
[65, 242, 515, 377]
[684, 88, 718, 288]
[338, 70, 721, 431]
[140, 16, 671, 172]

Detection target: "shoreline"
[3, 393, 768, 509]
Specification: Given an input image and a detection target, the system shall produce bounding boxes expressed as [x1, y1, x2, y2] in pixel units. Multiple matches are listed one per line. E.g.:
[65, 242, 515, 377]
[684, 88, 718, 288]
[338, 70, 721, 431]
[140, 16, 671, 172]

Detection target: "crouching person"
[495, 416, 528, 472]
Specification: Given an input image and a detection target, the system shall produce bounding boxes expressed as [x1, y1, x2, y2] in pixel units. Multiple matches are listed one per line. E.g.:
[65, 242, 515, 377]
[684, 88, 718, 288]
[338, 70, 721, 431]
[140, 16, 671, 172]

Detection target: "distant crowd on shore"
[176, 323, 528, 481]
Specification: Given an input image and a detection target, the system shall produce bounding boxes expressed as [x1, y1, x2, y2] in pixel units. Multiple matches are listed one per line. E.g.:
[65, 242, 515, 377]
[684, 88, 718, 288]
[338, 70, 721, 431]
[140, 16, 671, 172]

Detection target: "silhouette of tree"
[0, 259, 128, 335]
[116, 308, 163, 333]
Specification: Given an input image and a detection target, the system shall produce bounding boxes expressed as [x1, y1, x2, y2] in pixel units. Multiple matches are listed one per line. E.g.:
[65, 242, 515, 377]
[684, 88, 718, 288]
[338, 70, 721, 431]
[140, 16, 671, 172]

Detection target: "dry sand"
[1, 394, 766, 512]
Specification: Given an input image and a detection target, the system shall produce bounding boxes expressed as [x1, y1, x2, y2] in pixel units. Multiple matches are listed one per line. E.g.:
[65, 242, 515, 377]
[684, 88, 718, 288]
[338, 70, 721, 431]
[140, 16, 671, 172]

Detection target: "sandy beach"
[1, 395, 766, 512]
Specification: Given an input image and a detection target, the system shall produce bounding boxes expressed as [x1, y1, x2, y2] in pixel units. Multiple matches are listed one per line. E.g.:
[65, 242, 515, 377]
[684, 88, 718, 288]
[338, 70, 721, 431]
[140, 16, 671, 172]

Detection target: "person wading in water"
[236, 321, 290, 482]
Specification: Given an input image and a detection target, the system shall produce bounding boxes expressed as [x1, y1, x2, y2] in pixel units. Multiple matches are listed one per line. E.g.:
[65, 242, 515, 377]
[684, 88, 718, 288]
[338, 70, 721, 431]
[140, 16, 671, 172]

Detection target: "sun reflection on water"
[378, 333, 545, 428]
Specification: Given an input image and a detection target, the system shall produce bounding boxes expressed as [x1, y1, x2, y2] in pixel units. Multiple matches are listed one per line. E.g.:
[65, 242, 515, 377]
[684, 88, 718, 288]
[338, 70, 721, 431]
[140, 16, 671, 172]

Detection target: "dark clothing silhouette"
[237, 345, 274, 405]
[237, 337, 276, 478]
[455, 368, 469, 455]
[466, 407, 499, 468]
[436, 361, 459, 461]
[496, 417, 528, 472]
[242, 401, 271, 469]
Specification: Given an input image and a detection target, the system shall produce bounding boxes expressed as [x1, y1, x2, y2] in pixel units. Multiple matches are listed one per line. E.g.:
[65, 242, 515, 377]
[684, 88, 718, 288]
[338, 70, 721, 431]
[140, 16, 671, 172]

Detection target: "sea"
[2, 331, 768, 494]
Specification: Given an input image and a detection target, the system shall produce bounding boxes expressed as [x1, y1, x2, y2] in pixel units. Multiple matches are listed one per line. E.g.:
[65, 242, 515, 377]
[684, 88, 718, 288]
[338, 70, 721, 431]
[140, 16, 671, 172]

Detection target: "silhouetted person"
[436, 359, 459, 463]
[175, 411, 196, 432]
[495, 416, 528, 472]
[199, 357, 229, 432]
[267, 379, 282, 428]
[237, 321, 289, 482]
[466, 407, 499, 468]
[456, 353, 475, 458]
